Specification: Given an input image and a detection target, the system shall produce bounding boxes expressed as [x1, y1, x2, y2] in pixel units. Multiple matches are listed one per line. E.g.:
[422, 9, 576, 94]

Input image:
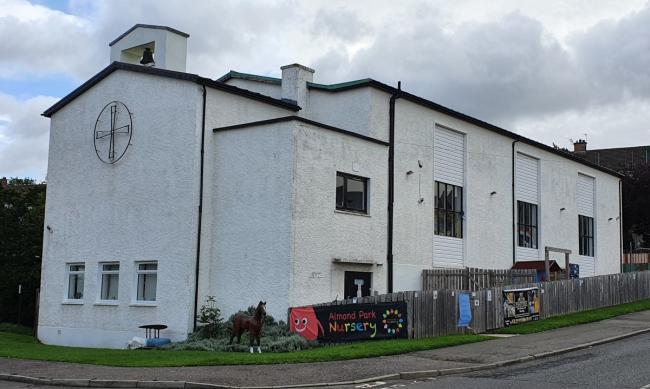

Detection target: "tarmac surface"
[1, 310, 650, 388]
[330, 332, 650, 388]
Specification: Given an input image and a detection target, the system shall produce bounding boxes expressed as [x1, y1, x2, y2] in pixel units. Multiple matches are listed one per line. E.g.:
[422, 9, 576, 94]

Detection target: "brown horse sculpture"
[229, 301, 267, 353]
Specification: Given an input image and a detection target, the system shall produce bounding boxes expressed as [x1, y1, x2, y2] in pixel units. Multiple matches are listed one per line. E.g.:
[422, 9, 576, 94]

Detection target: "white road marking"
[355, 382, 386, 388]
[638, 384, 650, 389]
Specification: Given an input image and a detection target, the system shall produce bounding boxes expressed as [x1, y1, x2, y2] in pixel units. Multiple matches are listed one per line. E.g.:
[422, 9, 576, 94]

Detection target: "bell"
[140, 48, 154, 66]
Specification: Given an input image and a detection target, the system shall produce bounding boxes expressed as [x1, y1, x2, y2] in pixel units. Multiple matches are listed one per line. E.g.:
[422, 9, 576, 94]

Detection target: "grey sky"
[1, 0, 649, 180]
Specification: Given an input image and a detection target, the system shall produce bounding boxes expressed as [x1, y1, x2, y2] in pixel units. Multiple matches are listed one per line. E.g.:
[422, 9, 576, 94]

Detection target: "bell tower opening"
[109, 24, 189, 72]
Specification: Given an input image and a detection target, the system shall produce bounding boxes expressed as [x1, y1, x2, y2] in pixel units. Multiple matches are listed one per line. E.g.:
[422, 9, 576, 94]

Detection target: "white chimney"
[109, 24, 189, 72]
[281, 63, 314, 111]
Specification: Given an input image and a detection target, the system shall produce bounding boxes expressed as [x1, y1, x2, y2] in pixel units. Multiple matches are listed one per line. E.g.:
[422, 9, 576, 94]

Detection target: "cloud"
[513, 97, 650, 150]
[0, 93, 56, 180]
[571, 5, 650, 102]
[0, 0, 98, 80]
[1, 0, 649, 182]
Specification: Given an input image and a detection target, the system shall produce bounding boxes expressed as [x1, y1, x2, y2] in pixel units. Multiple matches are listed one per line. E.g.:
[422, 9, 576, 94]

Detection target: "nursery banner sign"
[289, 302, 407, 342]
[503, 287, 540, 326]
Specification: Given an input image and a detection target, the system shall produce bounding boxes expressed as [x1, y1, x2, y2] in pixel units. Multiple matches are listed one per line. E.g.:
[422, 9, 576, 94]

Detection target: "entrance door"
[344, 271, 372, 299]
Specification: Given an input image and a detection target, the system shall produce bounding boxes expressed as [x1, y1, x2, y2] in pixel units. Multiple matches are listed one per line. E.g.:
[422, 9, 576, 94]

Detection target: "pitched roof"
[109, 24, 190, 47]
[308, 78, 623, 178]
[213, 116, 389, 146]
[41, 62, 300, 118]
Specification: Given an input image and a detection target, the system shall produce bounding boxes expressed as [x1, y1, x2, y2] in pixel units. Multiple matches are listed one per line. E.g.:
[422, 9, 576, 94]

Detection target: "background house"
[572, 140, 650, 251]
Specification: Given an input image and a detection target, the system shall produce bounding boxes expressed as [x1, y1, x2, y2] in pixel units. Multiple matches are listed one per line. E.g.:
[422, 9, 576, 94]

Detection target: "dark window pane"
[531, 204, 537, 226]
[531, 227, 537, 248]
[454, 213, 463, 238]
[434, 182, 439, 208]
[346, 177, 365, 211]
[438, 210, 446, 236]
[454, 186, 463, 212]
[445, 211, 453, 236]
[336, 175, 344, 208]
[518, 201, 525, 224]
[446, 184, 453, 210]
[438, 183, 446, 210]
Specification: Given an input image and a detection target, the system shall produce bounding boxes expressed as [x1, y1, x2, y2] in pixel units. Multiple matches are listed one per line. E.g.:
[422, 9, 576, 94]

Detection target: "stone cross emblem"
[94, 101, 133, 164]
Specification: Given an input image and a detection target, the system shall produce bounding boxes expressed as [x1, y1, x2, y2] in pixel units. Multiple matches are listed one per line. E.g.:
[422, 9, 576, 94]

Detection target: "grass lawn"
[0, 332, 490, 367]
[492, 298, 650, 335]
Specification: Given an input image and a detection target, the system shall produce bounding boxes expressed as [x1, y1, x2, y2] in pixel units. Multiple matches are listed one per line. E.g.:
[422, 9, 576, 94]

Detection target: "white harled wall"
[200, 88, 295, 320]
[291, 122, 388, 306]
[39, 70, 202, 348]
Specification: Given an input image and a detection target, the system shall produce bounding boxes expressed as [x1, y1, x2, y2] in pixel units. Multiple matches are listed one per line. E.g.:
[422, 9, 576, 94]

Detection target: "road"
[338, 333, 650, 389]
[2, 333, 650, 389]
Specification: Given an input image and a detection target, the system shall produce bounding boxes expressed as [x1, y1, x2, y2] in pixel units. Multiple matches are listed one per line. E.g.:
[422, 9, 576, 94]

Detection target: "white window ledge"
[130, 302, 157, 307]
[62, 300, 83, 305]
[94, 301, 119, 306]
[334, 210, 371, 217]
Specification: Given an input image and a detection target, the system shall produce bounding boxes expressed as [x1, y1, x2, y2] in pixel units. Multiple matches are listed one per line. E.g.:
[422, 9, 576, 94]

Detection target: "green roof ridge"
[307, 79, 374, 90]
[218, 71, 281, 84]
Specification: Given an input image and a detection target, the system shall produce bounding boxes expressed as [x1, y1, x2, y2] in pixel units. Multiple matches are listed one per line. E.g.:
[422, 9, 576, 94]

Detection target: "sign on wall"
[503, 287, 540, 326]
[289, 302, 407, 342]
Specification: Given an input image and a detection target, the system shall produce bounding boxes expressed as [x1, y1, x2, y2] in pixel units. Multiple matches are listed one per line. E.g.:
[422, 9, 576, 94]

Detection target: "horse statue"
[229, 301, 267, 353]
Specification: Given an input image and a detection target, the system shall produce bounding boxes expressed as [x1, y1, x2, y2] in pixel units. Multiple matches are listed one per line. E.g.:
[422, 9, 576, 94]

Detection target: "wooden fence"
[308, 271, 650, 339]
[421, 267, 537, 291]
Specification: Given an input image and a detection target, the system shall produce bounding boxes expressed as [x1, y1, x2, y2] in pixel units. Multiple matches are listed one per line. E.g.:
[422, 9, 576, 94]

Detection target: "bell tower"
[109, 24, 189, 72]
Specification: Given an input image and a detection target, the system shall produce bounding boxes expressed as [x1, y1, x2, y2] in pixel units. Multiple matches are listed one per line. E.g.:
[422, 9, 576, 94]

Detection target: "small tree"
[196, 296, 224, 338]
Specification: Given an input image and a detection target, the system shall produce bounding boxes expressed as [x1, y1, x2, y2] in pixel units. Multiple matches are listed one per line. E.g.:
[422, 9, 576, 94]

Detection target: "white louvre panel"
[433, 235, 464, 268]
[515, 153, 539, 204]
[577, 174, 595, 217]
[572, 256, 595, 278]
[434, 126, 464, 187]
[517, 247, 539, 261]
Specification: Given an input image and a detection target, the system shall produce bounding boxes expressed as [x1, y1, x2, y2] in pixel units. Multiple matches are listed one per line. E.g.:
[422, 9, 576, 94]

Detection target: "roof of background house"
[576, 145, 650, 172]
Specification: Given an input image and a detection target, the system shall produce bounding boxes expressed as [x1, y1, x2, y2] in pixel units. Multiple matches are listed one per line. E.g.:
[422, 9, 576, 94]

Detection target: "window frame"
[134, 261, 158, 304]
[336, 172, 369, 214]
[434, 181, 464, 239]
[65, 263, 85, 303]
[517, 201, 539, 249]
[98, 262, 120, 303]
[579, 215, 595, 257]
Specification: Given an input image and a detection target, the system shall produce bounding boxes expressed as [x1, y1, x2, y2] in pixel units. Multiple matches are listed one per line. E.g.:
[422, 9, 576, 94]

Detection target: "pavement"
[2, 310, 650, 389]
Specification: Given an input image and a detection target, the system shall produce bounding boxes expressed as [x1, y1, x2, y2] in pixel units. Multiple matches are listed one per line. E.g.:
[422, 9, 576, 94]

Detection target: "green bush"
[194, 296, 225, 339]
[167, 305, 319, 352]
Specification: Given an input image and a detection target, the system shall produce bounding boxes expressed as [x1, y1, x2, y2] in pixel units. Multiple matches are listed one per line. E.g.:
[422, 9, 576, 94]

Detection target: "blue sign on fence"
[457, 293, 472, 328]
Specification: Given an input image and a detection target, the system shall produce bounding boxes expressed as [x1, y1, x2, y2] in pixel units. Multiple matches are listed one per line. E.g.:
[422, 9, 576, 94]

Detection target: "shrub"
[167, 304, 319, 352]
[194, 296, 225, 339]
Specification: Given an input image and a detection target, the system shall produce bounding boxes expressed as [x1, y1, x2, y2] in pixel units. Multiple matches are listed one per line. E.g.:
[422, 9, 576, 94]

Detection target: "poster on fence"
[289, 302, 407, 342]
[503, 287, 540, 326]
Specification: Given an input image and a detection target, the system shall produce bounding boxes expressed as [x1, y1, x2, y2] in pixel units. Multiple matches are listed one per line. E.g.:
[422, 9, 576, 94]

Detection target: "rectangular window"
[579, 215, 595, 257]
[336, 172, 368, 214]
[99, 263, 119, 301]
[136, 262, 157, 302]
[434, 181, 463, 238]
[67, 263, 85, 300]
[517, 201, 538, 249]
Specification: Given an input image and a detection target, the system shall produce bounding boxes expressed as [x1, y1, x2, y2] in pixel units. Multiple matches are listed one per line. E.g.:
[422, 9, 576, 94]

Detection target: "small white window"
[67, 263, 85, 300]
[99, 263, 119, 301]
[136, 262, 157, 302]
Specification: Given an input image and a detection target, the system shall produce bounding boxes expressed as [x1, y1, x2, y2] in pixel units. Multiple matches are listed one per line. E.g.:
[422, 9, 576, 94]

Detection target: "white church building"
[38, 25, 623, 348]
